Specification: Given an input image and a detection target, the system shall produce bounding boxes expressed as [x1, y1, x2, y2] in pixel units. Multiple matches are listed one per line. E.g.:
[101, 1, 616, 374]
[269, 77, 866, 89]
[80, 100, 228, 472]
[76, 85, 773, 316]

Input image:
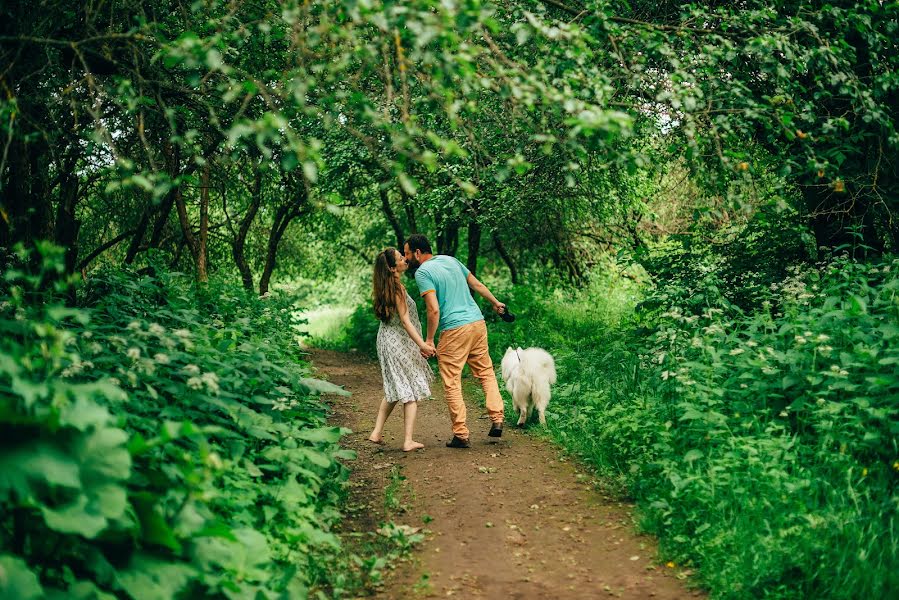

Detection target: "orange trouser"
[436, 319, 504, 439]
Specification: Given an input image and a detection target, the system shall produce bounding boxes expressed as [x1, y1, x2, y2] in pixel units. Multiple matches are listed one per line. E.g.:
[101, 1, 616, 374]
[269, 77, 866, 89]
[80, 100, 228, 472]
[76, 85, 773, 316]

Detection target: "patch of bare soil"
[311, 349, 702, 600]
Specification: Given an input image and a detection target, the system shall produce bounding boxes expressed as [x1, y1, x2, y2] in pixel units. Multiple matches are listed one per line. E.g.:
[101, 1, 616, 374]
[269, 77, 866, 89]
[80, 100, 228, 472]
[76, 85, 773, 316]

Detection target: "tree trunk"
[54, 159, 80, 276]
[173, 186, 200, 273]
[2, 135, 53, 252]
[400, 188, 418, 234]
[148, 144, 182, 249]
[466, 218, 481, 275]
[436, 212, 459, 256]
[259, 180, 307, 296]
[232, 170, 263, 291]
[197, 164, 210, 283]
[123, 206, 152, 265]
[493, 233, 518, 284]
[380, 187, 404, 249]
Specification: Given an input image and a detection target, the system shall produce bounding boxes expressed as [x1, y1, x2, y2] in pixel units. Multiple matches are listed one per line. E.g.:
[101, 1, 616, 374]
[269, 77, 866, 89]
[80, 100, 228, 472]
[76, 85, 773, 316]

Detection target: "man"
[404, 234, 506, 448]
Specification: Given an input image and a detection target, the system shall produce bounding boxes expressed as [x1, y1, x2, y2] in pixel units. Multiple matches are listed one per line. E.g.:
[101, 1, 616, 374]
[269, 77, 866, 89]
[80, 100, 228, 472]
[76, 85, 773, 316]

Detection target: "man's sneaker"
[445, 436, 471, 448]
[488, 422, 503, 438]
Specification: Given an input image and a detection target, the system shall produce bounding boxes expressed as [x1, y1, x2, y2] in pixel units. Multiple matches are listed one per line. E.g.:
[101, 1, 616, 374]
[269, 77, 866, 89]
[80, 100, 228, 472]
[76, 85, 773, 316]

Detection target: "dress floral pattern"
[377, 291, 433, 403]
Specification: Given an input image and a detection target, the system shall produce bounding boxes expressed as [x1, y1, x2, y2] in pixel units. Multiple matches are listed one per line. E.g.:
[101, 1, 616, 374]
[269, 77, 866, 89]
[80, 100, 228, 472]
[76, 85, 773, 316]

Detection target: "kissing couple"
[368, 234, 508, 451]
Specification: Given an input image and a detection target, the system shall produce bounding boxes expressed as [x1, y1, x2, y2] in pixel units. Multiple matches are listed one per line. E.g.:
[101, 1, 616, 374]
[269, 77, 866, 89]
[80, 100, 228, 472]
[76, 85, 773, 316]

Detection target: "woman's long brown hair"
[372, 248, 403, 323]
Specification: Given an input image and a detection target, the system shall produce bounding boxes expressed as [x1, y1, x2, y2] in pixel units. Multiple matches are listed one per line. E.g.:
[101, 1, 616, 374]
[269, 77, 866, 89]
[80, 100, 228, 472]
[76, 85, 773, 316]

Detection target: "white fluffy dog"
[501, 347, 557, 426]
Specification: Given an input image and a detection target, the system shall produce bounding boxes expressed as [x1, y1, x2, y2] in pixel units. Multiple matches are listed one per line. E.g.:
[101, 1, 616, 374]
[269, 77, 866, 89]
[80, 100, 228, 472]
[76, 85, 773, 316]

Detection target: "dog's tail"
[545, 355, 557, 386]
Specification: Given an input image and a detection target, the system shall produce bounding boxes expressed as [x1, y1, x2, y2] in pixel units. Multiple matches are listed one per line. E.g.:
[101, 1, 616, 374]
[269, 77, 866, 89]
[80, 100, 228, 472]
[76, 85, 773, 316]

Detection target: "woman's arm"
[395, 292, 428, 348]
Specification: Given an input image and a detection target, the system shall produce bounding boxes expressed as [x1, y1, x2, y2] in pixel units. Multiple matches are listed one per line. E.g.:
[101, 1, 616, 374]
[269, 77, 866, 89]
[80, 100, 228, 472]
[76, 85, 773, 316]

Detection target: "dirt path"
[312, 349, 701, 599]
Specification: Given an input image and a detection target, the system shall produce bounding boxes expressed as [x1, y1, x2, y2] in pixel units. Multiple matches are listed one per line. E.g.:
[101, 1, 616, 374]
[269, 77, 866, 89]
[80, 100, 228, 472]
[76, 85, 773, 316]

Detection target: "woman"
[369, 247, 434, 451]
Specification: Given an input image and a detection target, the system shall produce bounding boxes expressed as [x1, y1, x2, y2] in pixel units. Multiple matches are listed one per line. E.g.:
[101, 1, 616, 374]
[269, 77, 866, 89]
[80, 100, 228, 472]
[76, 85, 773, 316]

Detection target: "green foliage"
[483, 252, 899, 598]
[0, 252, 364, 598]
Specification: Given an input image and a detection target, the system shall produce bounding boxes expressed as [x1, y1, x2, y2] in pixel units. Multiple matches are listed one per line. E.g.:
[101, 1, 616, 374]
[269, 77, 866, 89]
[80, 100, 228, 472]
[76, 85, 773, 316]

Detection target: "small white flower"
[729, 348, 745, 356]
[89, 342, 103, 354]
[187, 376, 203, 390]
[184, 364, 200, 375]
[148, 323, 165, 336]
[154, 353, 170, 365]
[201, 372, 220, 394]
[661, 370, 670, 381]
[127, 321, 141, 331]
[82, 331, 93, 339]
[779, 411, 788, 417]
[795, 336, 807, 345]
[739, 383, 748, 389]
[816, 398, 826, 406]
[746, 340, 758, 348]
[815, 334, 830, 343]
[173, 329, 191, 339]
[127, 347, 141, 360]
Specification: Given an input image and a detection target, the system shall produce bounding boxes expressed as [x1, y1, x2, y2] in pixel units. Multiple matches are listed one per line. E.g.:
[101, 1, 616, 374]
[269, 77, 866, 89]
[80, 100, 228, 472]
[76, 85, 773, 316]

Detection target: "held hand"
[420, 341, 437, 359]
[493, 302, 506, 314]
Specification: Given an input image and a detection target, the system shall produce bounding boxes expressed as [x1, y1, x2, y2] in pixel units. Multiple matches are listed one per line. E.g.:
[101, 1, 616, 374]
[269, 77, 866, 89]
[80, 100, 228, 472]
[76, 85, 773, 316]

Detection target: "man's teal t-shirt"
[414, 255, 483, 332]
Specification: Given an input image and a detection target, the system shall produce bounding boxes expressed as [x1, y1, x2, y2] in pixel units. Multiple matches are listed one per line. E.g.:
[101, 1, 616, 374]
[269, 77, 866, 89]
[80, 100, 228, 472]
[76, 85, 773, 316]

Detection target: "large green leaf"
[0, 442, 81, 500]
[117, 555, 197, 600]
[0, 555, 43, 600]
[42, 494, 108, 538]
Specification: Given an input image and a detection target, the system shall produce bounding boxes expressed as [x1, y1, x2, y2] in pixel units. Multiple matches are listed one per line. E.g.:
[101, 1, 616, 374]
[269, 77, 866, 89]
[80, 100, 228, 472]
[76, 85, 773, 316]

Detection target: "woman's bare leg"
[402, 401, 424, 451]
[369, 398, 396, 443]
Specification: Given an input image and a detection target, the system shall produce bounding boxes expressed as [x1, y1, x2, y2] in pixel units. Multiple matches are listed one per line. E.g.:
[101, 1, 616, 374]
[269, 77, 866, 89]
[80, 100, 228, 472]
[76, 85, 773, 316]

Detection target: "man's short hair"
[405, 234, 432, 254]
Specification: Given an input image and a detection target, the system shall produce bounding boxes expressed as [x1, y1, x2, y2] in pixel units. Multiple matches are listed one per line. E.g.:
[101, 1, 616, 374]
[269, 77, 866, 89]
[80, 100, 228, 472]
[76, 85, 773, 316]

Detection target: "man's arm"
[467, 273, 506, 313]
[422, 291, 440, 345]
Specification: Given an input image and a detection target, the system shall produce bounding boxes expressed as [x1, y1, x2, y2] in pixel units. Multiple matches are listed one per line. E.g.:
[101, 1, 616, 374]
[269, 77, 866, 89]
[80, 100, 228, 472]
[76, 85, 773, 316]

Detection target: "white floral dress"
[377, 291, 433, 403]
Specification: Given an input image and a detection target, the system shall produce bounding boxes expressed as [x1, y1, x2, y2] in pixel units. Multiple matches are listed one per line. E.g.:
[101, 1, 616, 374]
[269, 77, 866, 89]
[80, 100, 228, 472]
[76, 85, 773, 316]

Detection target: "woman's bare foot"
[368, 435, 385, 445]
[402, 441, 424, 452]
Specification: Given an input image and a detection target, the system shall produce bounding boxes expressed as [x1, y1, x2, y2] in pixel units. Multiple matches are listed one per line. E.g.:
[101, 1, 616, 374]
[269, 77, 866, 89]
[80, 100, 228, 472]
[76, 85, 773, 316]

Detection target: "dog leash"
[500, 303, 523, 364]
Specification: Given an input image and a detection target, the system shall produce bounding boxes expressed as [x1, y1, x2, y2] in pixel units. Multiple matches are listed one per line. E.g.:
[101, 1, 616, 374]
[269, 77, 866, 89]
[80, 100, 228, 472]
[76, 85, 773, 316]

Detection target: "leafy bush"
[482, 252, 899, 599]
[0, 247, 361, 599]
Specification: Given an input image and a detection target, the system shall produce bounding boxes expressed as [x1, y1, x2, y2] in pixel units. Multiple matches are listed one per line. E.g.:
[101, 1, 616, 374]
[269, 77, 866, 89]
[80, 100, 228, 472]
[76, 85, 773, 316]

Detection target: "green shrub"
[484, 253, 899, 599]
[0, 247, 360, 599]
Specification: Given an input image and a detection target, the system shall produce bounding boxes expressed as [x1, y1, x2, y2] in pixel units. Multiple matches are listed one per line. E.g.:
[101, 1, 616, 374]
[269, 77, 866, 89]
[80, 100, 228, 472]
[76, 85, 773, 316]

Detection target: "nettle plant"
[0, 247, 354, 599]
[637, 255, 899, 596]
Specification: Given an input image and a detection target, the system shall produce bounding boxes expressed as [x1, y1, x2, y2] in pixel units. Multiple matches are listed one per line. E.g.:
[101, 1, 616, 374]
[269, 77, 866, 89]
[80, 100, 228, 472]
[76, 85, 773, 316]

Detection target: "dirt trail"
[312, 349, 701, 600]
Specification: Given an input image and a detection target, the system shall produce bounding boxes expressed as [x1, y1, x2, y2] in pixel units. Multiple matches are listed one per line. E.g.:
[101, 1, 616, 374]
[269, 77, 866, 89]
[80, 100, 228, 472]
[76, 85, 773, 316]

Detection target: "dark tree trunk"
[493, 233, 518, 284]
[466, 218, 481, 275]
[148, 144, 182, 249]
[435, 212, 459, 256]
[259, 179, 307, 296]
[2, 136, 53, 251]
[400, 188, 418, 234]
[232, 170, 263, 291]
[123, 207, 152, 265]
[380, 187, 405, 249]
[174, 187, 200, 272]
[54, 159, 80, 276]
[197, 164, 210, 283]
